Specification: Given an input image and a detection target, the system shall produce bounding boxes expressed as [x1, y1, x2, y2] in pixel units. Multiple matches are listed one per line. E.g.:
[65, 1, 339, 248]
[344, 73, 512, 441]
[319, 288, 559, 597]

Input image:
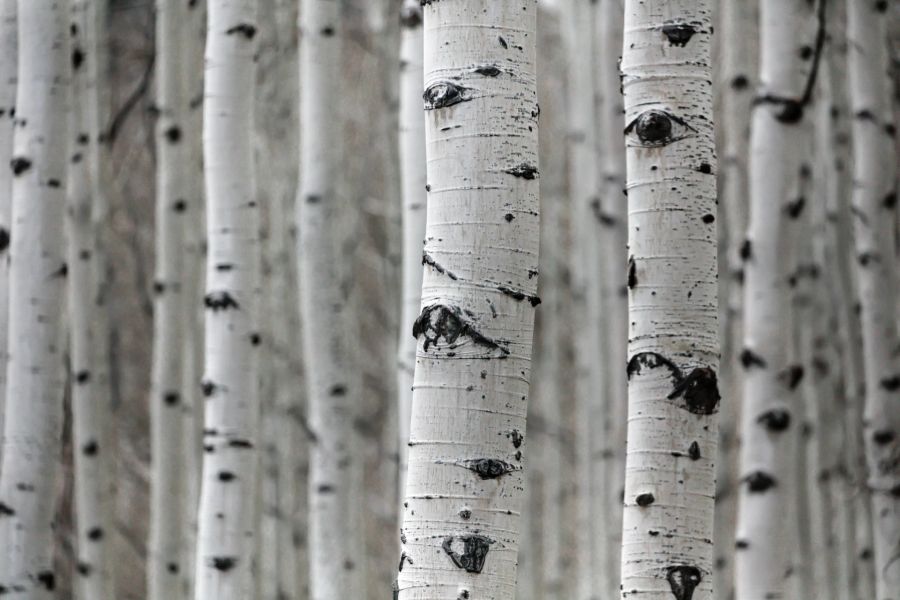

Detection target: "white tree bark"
[397, 0, 426, 512]
[596, 2, 625, 597]
[735, 2, 821, 599]
[0, 0, 15, 449]
[67, 2, 114, 598]
[297, 1, 365, 598]
[0, 1, 69, 596]
[397, 2, 541, 599]
[619, 1, 718, 599]
[149, 1, 191, 597]
[193, 1, 260, 598]
[846, 1, 900, 596]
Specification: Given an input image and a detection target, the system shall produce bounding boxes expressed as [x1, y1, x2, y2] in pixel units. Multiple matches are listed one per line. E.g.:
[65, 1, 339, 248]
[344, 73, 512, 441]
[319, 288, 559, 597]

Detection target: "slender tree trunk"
[397, 2, 541, 599]
[596, 2, 626, 597]
[193, 1, 260, 598]
[619, 1, 718, 599]
[67, 2, 115, 598]
[297, 1, 365, 598]
[0, 0, 15, 449]
[148, 1, 191, 596]
[846, 2, 900, 596]
[396, 0, 425, 514]
[0, 1, 69, 596]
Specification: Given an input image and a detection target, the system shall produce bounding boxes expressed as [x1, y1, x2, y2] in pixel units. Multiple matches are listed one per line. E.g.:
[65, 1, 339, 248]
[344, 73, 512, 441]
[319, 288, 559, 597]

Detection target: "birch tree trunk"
[735, 1, 821, 598]
[149, 1, 190, 596]
[193, 1, 260, 598]
[0, 1, 69, 596]
[397, 0, 426, 510]
[619, 1, 719, 599]
[297, 1, 365, 598]
[397, 2, 541, 599]
[0, 0, 15, 447]
[846, 1, 900, 595]
[67, 2, 114, 597]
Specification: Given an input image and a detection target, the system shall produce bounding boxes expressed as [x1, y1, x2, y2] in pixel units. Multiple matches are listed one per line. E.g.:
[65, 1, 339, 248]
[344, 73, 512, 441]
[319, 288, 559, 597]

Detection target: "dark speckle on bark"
[785, 197, 805, 218]
[627, 256, 637, 288]
[225, 23, 256, 39]
[880, 375, 900, 391]
[442, 535, 493, 574]
[82, 440, 98, 456]
[0, 502, 14, 516]
[504, 163, 539, 179]
[205, 291, 240, 311]
[688, 441, 701, 461]
[779, 364, 804, 389]
[744, 471, 777, 493]
[739, 348, 767, 369]
[757, 409, 791, 432]
[10, 156, 32, 175]
[463, 458, 516, 479]
[210, 557, 237, 571]
[661, 22, 697, 47]
[636, 493, 655, 507]
[0, 227, 8, 253]
[36, 571, 55, 591]
[873, 430, 896, 445]
[474, 65, 502, 77]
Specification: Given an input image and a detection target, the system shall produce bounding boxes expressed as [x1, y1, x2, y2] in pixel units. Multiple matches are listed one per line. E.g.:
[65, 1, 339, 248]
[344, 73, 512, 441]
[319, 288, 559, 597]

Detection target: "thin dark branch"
[103, 54, 155, 146]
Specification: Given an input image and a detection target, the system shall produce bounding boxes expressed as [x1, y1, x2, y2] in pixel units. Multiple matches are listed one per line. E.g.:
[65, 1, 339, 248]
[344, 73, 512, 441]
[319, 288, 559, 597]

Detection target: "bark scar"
[627, 353, 720, 415]
[413, 304, 509, 356]
[442, 535, 493, 574]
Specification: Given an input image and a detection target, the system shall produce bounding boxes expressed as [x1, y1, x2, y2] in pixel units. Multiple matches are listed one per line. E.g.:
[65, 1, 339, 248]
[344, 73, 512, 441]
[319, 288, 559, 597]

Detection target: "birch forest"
[0, 1, 899, 599]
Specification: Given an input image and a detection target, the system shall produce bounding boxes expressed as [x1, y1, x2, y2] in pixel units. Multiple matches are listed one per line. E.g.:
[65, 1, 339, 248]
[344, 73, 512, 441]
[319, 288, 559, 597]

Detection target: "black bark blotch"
[442, 534, 493, 574]
[666, 565, 701, 600]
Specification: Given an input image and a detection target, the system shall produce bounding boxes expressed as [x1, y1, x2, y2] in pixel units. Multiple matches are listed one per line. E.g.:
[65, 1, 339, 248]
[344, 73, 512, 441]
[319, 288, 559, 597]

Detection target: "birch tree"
[0, 0, 15, 445]
[0, 1, 69, 595]
[846, 1, 900, 595]
[619, 2, 719, 599]
[148, 1, 191, 596]
[396, 2, 541, 599]
[67, 1, 115, 597]
[297, 1, 365, 597]
[193, 1, 260, 598]
[397, 0, 425, 508]
[735, 1, 821, 598]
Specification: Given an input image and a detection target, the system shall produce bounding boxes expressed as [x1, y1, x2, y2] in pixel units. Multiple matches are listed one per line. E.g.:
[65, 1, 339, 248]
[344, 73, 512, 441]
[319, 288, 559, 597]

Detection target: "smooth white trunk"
[397, 2, 541, 599]
[846, 2, 900, 596]
[193, 1, 260, 598]
[0, 0, 15, 448]
[0, 1, 69, 596]
[619, 1, 719, 599]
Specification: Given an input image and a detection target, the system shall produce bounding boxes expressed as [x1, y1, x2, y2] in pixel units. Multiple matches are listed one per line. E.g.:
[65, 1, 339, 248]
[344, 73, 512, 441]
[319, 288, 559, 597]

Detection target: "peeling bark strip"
[412, 304, 509, 355]
[442, 535, 493, 573]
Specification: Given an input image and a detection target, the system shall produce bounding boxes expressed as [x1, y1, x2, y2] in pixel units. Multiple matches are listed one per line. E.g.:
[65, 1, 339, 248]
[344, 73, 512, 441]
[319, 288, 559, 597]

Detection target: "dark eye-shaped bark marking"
[424, 81, 471, 110]
[661, 22, 697, 47]
[744, 471, 777, 493]
[473, 65, 502, 77]
[778, 365, 804, 390]
[757, 409, 791, 432]
[225, 23, 257, 39]
[624, 110, 695, 148]
[463, 458, 517, 479]
[205, 291, 240, 311]
[504, 163, 539, 179]
[413, 304, 509, 356]
[210, 557, 237, 571]
[635, 493, 655, 507]
[666, 565, 702, 600]
[667, 367, 720, 415]
[442, 535, 493, 574]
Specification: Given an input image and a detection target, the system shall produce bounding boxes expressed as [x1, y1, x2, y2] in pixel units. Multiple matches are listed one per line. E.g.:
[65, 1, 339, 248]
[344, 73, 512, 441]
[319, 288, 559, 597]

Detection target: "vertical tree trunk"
[396, 0, 426, 513]
[735, 2, 820, 599]
[0, 0, 15, 449]
[67, 2, 115, 598]
[0, 1, 69, 596]
[619, 1, 718, 599]
[297, 1, 365, 598]
[397, 2, 541, 599]
[193, 1, 260, 598]
[149, 1, 190, 597]
[846, 1, 900, 596]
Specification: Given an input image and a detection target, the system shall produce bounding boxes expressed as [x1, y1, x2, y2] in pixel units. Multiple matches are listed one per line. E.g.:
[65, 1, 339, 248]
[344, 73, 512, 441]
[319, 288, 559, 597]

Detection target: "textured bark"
[0, 0, 14, 449]
[193, 1, 260, 598]
[67, 2, 115, 598]
[297, 1, 365, 598]
[0, 1, 69, 596]
[397, 2, 541, 599]
[619, 1, 718, 599]
[149, 1, 191, 597]
[735, 2, 818, 598]
[397, 0, 426, 517]
[846, 1, 900, 596]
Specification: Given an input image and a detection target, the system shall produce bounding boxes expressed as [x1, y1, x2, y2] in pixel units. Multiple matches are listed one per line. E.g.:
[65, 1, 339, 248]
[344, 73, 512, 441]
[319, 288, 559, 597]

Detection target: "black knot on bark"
[688, 441, 701, 461]
[72, 48, 85, 70]
[661, 22, 697, 47]
[504, 163, 539, 179]
[0, 227, 8, 253]
[474, 65, 502, 77]
[400, 5, 422, 28]
[164, 126, 182, 143]
[10, 156, 32, 175]
[779, 364, 804, 389]
[757, 409, 792, 432]
[442, 534, 493, 574]
[36, 571, 55, 591]
[75, 370, 91, 384]
[744, 471, 777, 493]
[77, 562, 92, 576]
[210, 557, 237, 571]
[776, 100, 804, 124]
[82, 440, 98, 456]
[873, 429, 896, 446]
[635, 493, 655, 507]
[464, 458, 516, 480]
[627, 256, 638, 288]
[201, 380, 217, 397]
[785, 197, 806, 218]
[87, 527, 104, 541]
[167, 562, 179, 574]
[217, 471, 236, 482]
[880, 375, 900, 391]
[667, 367, 720, 415]
[666, 565, 702, 600]
[632, 110, 672, 144]
[413, 304, 509, 355]
[163, 391, 180, 406]
[0, 502, 14, 516]
[731, 75, 749, 90]
[423, 81, 469, 110]
[739, 348, 767, 369]
[204, 291, 240, 311]
[225, 23, 257, 39]
[739, 239, 752, 261]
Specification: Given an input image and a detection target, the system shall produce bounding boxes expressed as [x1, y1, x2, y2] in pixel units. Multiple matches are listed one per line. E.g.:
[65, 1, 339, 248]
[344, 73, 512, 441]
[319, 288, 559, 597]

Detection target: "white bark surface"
[619, 1, 718, 599]
[67, 2, 115, 598]
[0, 1, 69, 596]
[846, 1, 900, 596]
[297, 1, 365, 598]
[397, 2, 541, 599]
[397, 0, 426, 511]
[193, 1, 260, 598]
[149, 1, 190, 597]
[0, 0, 15, 447]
